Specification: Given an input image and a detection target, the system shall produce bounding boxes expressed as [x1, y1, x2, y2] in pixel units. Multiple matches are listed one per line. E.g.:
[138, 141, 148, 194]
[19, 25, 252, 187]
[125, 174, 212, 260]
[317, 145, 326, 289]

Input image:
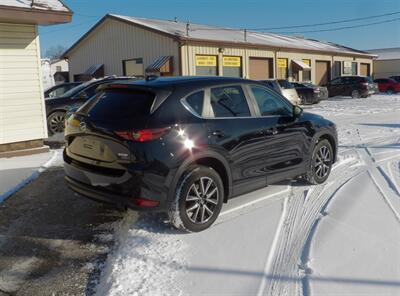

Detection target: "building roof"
[365, 48, 400, 61]
[62, 14, 376, 58]
[0, 0, 69, 12]
[0, 0, 72, 25]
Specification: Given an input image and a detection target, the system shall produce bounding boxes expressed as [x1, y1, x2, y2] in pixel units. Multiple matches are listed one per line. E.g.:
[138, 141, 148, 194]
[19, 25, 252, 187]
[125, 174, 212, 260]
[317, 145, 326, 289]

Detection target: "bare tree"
[44, 45, 67, 60]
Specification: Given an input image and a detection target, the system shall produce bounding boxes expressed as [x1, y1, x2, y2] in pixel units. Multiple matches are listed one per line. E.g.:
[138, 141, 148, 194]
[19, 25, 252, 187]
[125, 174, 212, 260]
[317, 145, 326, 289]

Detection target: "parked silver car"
[260, 79, 301, 105]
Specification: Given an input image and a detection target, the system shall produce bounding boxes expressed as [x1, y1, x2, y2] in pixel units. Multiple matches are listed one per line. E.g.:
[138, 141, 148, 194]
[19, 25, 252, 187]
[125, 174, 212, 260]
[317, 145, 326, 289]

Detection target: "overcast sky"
[39, 0, 400, 56]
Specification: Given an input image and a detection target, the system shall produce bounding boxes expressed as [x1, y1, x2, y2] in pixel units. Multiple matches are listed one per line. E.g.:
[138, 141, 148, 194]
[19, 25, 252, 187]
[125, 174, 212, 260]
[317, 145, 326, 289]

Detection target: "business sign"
[277, 58, 288, 68]
[343, 61, 352, 74]
[302, 59, 311, 66]
[223, 56, 241, 67]
[196, 55, 217, 67]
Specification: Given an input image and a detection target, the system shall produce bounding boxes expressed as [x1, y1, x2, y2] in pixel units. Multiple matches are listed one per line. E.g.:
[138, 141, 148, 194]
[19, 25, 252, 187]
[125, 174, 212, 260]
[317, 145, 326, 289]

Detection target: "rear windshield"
[277, 80, 294, 89]
[81, 89, 155, 120]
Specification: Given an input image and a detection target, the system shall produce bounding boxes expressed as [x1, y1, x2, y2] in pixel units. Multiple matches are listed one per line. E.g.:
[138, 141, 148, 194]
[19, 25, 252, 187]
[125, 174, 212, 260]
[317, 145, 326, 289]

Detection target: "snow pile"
[95, 212, 187, 296]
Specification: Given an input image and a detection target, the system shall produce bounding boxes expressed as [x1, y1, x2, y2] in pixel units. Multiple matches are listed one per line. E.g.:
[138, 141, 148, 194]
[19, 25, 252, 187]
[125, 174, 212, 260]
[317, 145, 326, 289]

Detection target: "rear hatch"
[65, 87, 157, 169]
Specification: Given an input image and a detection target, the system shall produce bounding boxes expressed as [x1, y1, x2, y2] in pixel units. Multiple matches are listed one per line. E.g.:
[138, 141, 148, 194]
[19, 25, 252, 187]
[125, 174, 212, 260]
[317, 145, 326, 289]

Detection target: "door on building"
[360, 63, 370, 76]
[249, 57, 273, 80]
[315, 61, 331, 86]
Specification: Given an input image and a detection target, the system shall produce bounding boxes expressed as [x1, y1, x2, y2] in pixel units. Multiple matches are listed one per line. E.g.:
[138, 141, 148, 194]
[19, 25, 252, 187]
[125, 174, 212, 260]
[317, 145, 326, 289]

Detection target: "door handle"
[211, 130, 225, 138]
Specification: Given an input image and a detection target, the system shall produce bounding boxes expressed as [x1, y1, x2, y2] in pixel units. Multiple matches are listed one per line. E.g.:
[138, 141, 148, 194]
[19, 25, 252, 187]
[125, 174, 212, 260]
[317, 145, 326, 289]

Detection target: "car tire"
[47, 111, 66, 135]
[386, 88, 394, 95]
[351, 90, 360, 99]
[304, 139, 333, 185]
[168, 165, 224, 232]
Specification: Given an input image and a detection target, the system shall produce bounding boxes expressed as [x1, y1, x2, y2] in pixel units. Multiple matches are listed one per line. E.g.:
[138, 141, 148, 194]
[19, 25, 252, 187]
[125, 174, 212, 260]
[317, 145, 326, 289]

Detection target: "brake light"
[116, 127, 169, 142]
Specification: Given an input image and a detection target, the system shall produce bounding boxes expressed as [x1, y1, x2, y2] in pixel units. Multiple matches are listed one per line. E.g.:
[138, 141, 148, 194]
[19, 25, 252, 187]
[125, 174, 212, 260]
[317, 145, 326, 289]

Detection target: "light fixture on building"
[218, 48, 225, 53]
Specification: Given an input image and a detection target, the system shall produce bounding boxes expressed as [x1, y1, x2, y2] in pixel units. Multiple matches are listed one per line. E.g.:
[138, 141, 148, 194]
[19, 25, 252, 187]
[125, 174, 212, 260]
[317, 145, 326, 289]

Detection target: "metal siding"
[181, 44, 275, 77]
[68, 19, 180, 80]
[0, 23, 47, 145]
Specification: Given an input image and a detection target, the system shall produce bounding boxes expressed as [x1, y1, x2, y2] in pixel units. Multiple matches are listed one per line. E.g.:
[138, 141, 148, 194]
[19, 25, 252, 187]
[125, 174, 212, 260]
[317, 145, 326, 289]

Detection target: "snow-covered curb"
[0, 150, 62, 203]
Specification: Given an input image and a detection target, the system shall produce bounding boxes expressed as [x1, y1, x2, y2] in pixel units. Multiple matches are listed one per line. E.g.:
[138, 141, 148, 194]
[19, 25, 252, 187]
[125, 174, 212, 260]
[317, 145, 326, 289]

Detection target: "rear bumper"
[63, 149, 169, 211]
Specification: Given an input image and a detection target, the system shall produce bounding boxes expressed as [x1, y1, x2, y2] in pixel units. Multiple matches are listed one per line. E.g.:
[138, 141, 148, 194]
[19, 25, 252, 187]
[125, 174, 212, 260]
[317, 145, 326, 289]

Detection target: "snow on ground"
[0, 149, 63, 202]
[96, 94, 400, 296]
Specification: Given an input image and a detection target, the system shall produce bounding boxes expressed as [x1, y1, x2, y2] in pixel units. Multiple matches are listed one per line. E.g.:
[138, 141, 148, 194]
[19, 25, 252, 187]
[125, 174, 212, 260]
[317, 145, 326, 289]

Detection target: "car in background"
[45, 77, 132, 135]
[260, 79, 301, 105]
[389, 76, 400, 83]
[373, 78, 400, 94]
[63, 76, 337, 232]
[291, 82, 329, 104]
[326, 76, 376, 98]
[44, 82, 82, 98]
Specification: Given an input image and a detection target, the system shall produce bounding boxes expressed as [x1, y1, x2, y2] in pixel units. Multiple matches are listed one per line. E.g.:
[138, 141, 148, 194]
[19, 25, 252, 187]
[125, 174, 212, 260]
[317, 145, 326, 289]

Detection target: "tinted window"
[277, 79, 294, 89]
[251, 85, 292, 116]
[210, 86, 250, 118]
[84, 89, 155, 120]
[185, 91, 204, 116]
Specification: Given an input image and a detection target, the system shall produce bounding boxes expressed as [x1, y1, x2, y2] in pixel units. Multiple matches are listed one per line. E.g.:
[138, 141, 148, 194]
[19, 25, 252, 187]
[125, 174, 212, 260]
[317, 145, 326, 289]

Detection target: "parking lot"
[1, 94, 399, 295]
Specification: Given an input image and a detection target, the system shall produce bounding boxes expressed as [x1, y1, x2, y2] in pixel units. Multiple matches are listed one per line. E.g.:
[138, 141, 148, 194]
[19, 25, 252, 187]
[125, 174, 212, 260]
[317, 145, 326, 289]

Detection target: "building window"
[196, 55, 218, 76]
[351, 62, 358, 75]
[277, 58, 288, 79]
[343, 61, 352, 75]
[222, 56, 242, 77]
[302, 59, 311, 81]
[123, 58, 144, 77]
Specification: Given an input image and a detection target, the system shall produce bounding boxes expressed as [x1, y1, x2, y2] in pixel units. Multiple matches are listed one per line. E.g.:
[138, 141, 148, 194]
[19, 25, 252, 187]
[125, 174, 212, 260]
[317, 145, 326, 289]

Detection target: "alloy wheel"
[49, 112, 66, 134]
[351, 90, 360, 99]
[315, 145, 331, 179]
[185, 177, 219, 224]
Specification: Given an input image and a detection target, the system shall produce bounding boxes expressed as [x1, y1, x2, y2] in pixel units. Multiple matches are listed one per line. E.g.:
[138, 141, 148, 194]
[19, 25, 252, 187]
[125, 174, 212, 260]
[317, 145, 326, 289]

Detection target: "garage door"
[315, 61, 330, 86]
[249, 58, 273, 80]
[360, 63, 370, 76]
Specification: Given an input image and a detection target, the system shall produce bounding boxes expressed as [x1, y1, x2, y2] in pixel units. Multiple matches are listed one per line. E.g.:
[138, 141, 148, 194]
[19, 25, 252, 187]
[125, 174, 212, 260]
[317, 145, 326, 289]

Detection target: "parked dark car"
[44, 82, 82, 99]
[291, 82, 329, 104]
[45, 77, 131, 135]
[389, 76, 400, 83]
[63, 77, 337, 232]
[373, 78, 400, 94]
[326, 76, 376, 98]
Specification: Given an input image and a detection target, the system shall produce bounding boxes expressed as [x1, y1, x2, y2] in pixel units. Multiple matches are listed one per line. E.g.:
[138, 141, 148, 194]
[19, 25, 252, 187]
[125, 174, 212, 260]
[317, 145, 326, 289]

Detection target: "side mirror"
[293, 105, 303, 119]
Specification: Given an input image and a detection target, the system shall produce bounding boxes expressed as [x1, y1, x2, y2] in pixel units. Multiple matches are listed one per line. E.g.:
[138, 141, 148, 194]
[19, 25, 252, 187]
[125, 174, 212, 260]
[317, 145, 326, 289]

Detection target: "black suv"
[45, 77, 131, 135]
[64, 77, 337, 232]
[326, 75, 376, 98]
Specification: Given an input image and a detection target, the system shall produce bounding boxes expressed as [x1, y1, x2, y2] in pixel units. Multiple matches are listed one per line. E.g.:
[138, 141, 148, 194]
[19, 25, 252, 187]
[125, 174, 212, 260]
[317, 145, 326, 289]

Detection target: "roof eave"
[0, 5, 72, 25]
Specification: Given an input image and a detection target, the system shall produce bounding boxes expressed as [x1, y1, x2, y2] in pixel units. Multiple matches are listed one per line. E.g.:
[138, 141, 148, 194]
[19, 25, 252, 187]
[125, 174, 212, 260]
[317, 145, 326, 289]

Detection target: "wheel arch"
[168, 151, 232, 204]
[315, 132, 337, 163]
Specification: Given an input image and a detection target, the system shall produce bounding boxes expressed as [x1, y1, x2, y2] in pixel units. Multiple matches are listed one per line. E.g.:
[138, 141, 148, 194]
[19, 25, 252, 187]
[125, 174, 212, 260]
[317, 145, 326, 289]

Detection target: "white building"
[0, 0, 72, 155]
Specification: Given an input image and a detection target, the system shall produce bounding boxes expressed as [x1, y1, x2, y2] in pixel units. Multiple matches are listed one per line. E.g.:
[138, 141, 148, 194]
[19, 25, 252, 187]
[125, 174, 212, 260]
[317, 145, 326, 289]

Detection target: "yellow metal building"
[63, 14, 375, 86]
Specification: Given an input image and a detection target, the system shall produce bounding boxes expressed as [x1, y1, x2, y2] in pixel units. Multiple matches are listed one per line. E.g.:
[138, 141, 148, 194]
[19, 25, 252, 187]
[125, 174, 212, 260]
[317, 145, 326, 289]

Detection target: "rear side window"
[84, 89, 155, 119]
[185, 91, 204, 116]
[210, 86, 250, 118]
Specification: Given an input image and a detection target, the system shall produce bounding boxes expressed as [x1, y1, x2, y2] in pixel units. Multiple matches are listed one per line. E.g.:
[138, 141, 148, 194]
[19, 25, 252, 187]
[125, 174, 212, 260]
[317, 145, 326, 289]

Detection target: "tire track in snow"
[258, 153, 363, 296]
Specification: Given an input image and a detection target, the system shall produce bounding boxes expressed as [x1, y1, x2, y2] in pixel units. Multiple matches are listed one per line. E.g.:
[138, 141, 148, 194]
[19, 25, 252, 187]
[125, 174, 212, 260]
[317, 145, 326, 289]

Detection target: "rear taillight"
[361, 82, 369, 86]
[116, 127, 170, 142]
[313, 88, 320, 93]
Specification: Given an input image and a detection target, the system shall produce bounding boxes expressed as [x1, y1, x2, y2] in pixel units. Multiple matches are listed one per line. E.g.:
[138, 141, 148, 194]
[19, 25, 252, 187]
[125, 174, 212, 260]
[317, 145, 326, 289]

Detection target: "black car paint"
[44, 82, 82, 98]
[63, 77, 337, 211]
[292, 82, 328, 104]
